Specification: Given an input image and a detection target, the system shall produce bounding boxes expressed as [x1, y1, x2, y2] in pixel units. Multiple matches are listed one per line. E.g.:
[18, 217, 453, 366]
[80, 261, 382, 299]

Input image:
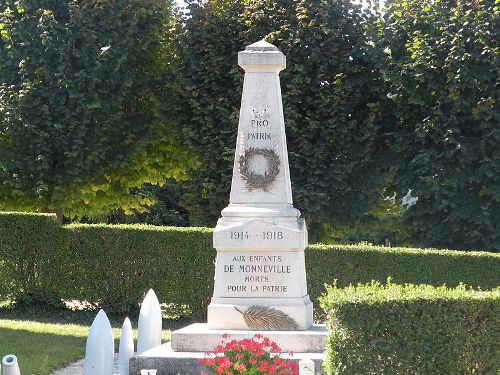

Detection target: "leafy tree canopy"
[372, 0, 500, 250]
[0, 0, 194, 219]
[165, 0, 389, 227]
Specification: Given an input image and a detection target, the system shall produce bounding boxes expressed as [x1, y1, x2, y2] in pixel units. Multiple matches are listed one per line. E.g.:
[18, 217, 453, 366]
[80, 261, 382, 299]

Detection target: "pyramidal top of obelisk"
[209, 40, 313, 331]
[221, 39, 300, 220]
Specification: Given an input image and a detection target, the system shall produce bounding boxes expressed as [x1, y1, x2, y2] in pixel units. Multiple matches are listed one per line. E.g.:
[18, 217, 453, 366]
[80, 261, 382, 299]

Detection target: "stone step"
[130, 341, 326, 375]
[170, 323, 327, 353]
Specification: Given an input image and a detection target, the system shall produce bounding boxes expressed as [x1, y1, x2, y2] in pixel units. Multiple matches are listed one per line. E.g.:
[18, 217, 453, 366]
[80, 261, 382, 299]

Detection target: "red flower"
[216, 356, 231, 370]
[200, 334, 294, 375]
[270, 342, 280, 353]
[214, 345, 224, 354]
[234, 363, 246, 372]
[259, 360, 269, 372]
[278, 360, 289, 368]
[199, 357, 215, 366]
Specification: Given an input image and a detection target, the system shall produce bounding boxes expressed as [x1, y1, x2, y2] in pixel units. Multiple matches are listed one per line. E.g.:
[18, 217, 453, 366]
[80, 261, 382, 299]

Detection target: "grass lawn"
[0, 319, 171, 375]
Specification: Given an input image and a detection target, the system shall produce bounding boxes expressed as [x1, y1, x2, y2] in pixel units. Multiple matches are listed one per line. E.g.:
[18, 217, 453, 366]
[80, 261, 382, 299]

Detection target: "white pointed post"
[299, 358, 315, 375]
[137, 289, 162, 354]
[1, 355, 21, 375]
[84, 310, 114, 375]
[119, 317, 134, 375]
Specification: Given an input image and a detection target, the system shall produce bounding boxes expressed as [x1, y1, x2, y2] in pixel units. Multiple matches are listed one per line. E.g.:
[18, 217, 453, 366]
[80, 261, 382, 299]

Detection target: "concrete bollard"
[1, 355, 21, 375]
[119, 317, 134, 375]
[84, 309, 114, 375]
[299, 358, 315, 375]
[137, 289, 162, 354]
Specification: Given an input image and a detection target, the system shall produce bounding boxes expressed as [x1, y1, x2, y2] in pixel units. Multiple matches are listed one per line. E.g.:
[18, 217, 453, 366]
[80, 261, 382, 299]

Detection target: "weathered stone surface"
[130, 40, 325, 373]
[208, 40, 313, 331]
[130, 342, 327, 375]
[170, 323, 327, 353]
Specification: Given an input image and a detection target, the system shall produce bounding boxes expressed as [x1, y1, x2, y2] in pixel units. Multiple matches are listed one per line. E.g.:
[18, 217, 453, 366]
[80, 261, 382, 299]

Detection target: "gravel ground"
[51, 354, 119, 375]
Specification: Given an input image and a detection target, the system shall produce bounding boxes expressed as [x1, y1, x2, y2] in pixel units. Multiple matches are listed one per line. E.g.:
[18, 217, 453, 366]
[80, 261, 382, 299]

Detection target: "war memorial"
[130, 40, 327, 374]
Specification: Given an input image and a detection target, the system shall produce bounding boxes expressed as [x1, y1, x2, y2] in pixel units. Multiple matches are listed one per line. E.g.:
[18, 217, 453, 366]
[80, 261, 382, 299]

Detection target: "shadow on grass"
[0, 300, 100, 325]
[0, 327, 86, 375]
[0, 300, 195, 330]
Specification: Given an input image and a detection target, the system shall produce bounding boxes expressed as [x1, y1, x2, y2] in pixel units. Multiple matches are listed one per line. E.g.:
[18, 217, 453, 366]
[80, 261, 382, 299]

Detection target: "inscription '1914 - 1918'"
[230, 231, 284, 240]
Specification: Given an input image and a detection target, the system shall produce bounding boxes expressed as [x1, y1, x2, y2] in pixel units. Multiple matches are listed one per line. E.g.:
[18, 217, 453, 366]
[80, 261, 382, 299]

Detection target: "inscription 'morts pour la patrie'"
[209, 40, 313, 331]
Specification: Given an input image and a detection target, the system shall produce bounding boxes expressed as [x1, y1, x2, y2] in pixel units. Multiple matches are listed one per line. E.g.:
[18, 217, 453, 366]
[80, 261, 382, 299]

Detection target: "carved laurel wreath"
[238, 147, 280, 192]
[235, 305, 299, 330]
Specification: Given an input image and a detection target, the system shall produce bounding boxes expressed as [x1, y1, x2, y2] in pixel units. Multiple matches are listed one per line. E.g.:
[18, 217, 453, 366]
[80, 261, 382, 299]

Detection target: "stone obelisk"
[130, 42, 326, 374]
[208, 40, 313, 331]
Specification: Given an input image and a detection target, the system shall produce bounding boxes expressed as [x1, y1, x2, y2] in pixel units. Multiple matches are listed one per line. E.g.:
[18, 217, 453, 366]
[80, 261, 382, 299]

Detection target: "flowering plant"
[199, 334, 298, 375]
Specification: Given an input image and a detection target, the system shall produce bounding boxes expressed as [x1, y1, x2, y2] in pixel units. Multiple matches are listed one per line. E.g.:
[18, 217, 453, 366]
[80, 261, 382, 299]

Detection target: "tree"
[164, 0, 389, 229]
[0, 0, 193, 220]
[372, 0, 500, 250]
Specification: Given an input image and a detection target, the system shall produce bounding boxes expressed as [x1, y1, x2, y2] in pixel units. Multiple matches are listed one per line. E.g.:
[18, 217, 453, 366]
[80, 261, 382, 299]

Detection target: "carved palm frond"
[235, 305, 299, 330]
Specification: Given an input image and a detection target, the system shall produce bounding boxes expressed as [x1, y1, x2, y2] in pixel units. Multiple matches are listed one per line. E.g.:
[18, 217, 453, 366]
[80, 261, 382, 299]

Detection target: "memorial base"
[208, 297, 313, 330]
[129, 324, 328, 375]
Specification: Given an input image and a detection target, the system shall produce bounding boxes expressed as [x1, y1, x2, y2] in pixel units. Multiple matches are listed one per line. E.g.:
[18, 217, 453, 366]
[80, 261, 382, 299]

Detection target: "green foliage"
[164, 0, 388, 227]
[85, 180, 190, 226]
[131, 181, 190, 226]
[0, 0, 193, 218]
[307, 244, 500, 321]
[371, 0, 500, 250]
[64, 224, 214, 317]
[0, 212, 67, 305]
[320, 281, 500, 374]
[0, 319, 170, 375]
[1, 214, 499, 318]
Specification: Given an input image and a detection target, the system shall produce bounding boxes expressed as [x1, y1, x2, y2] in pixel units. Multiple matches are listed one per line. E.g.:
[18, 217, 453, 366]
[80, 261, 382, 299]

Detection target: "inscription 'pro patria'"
[209, 40, 313, 331]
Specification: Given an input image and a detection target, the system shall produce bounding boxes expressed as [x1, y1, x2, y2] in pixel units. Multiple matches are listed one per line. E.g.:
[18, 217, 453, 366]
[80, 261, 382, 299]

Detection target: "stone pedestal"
[130, 40, 326, 374]
[130, 342, 326, 375]
[207, 39, 313, 332]
[170, 323, 326, 353]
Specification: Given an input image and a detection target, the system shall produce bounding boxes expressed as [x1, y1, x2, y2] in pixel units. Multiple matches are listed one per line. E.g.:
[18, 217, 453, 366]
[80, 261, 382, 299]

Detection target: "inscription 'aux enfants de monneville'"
[223, 253, 291, 294]
[209, 41, 313, 331]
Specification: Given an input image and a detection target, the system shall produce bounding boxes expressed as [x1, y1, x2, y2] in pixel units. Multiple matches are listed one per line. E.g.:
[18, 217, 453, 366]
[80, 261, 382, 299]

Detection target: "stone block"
[130, 342, 327, 375]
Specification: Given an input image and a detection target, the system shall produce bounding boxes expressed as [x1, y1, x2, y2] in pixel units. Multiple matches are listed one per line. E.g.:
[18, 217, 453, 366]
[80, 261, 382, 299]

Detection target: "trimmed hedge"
[1, 213, 499, 317]
[307, 244, 500, 318]
[320, 281, 500, 375]
[64, 224, 215, 317]
[0, 212, 67, 305]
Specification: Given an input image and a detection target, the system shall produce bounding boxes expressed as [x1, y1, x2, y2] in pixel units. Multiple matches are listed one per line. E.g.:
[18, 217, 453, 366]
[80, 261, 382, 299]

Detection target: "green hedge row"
[307, 243, 500, 306]
[64, 223, 214, 317]
[1, 213, 499, 317]
[0, 212, 68, 305]
[307, 244, 500, 321]
[320, 281, 500, 374]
